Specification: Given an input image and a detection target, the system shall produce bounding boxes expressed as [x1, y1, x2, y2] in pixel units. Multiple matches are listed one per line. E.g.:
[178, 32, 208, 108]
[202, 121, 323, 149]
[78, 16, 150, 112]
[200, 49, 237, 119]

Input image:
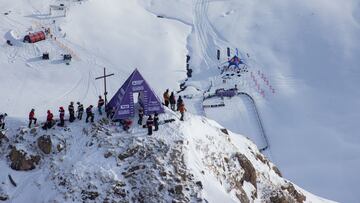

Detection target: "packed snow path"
[203, 92, 269, 152]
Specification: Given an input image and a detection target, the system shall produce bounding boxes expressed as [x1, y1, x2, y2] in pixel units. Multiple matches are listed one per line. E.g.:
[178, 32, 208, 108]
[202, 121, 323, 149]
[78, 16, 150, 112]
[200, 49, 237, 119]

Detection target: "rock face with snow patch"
[7, 147, 40, 171]
[0, 131, 8, 146]
[0, 187, 8, 201]
[0, 115, 329, 202]
[37, 135, 52, 154]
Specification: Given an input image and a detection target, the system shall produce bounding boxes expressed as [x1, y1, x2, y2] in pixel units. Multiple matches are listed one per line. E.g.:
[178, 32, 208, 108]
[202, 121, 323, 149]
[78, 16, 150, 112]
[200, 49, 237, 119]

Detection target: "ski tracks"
[193, 0, 228, 69]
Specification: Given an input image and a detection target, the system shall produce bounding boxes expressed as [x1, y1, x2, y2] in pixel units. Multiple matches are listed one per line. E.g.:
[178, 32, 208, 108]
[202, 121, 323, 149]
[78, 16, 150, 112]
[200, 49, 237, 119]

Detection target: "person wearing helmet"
[58, 107, 65, 127]
[68, 102, 75, 122]
[179, 102, 186, 121]
[0, 113, 8, 130]
[76, 102, 84, 120]
[28, 109, 37, 128]
[43, 110, 54, 130]
[86, 105, 94, 123]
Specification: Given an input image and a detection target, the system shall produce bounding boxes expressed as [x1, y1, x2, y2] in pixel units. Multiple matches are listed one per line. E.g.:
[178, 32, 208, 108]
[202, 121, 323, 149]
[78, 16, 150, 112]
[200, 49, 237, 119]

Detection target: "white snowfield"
[0, 0, 359, 202]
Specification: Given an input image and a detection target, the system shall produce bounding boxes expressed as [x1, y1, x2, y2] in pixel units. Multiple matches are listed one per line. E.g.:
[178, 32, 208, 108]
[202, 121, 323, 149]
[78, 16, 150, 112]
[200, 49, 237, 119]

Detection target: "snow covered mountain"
[1, 0, 359, 202]
[0, 110, 331, 203]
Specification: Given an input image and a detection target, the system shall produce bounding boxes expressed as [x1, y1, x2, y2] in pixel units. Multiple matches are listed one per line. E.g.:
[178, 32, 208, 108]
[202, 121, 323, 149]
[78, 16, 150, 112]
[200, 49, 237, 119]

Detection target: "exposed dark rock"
[30, 128, 37, 135]
[235, 153, 257, 190]
[158, 184, 165, 191]
[8, 147, 40, 171]
[272, 165, 282, 177]
[81, 190, 99, 201]
[281, 183, 306, 203]
[118, 145, 139, 160]
[37, 135, 52, 154]
[113, 182, 126, 198]
[220, 128, 229, 135]
[175, 140, 184, 145]
[174, 185, 183, 195]
[0, 187, 8, 201]
[0, 194, 8, 201]
[236, 189, 250, 203]
[104, 151, 112, 158]
[256, 153, 268, 165]
[270, 191, 293, 203]
[57, 143, 64, 153]
[128, 165, 145, 173]
[0, 131, 9, 145]
[195, 181, 203, 189]
[159, 171, 167, 177]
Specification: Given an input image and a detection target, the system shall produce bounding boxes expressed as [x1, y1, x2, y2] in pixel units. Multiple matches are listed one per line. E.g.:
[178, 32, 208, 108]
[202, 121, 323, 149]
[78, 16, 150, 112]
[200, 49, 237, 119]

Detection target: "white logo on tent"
[132, 80, 144, 86]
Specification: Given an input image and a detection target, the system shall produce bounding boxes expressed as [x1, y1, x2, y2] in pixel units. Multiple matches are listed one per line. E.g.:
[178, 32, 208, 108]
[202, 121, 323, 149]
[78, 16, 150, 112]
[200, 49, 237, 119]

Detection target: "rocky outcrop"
[0, 187, 8, 201]
[273, 165, 282, 177]
[282, 183, 306, 203]
[235, 152, 257, 190]
[8, 147, 40, 171]
[81, 190, 99, 201]
[37, 135, 52, 154]
[0, 194, 8, 201]
[118, 145, 139, 160]
[270, 191, 293, 203]
[0, 131, 8, 146]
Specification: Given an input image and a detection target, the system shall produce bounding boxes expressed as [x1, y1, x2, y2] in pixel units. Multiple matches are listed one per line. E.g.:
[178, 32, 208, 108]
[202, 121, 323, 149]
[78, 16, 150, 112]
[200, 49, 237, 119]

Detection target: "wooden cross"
[95, 67, 114, 109]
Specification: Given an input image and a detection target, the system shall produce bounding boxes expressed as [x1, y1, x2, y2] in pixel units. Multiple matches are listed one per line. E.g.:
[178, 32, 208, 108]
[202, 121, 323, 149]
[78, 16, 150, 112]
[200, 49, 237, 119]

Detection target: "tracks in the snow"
[194, 0, 228, 69]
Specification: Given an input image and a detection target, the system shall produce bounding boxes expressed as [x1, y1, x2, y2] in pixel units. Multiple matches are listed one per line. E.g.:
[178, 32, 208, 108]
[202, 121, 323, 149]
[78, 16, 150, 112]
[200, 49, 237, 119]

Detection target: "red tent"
[23, 31, 46, 43]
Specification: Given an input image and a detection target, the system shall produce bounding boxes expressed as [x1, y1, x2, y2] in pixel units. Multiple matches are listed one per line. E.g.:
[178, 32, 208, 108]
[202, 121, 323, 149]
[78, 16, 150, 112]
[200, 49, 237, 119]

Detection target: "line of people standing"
[163, 89, 187, 121]
[28, 96, 106, 129]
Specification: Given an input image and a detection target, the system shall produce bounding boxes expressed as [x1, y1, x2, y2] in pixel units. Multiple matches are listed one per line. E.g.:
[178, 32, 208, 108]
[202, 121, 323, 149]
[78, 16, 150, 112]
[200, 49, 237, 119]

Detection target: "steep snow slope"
[206, 1, 360, 202]
[0, 111, 332, 202]
[142, 0, 360, 202]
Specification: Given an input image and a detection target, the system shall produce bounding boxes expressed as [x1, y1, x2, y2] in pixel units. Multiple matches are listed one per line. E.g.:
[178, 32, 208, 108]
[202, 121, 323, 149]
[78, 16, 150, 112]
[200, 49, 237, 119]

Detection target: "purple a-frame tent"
[107, 69, 164, 120]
